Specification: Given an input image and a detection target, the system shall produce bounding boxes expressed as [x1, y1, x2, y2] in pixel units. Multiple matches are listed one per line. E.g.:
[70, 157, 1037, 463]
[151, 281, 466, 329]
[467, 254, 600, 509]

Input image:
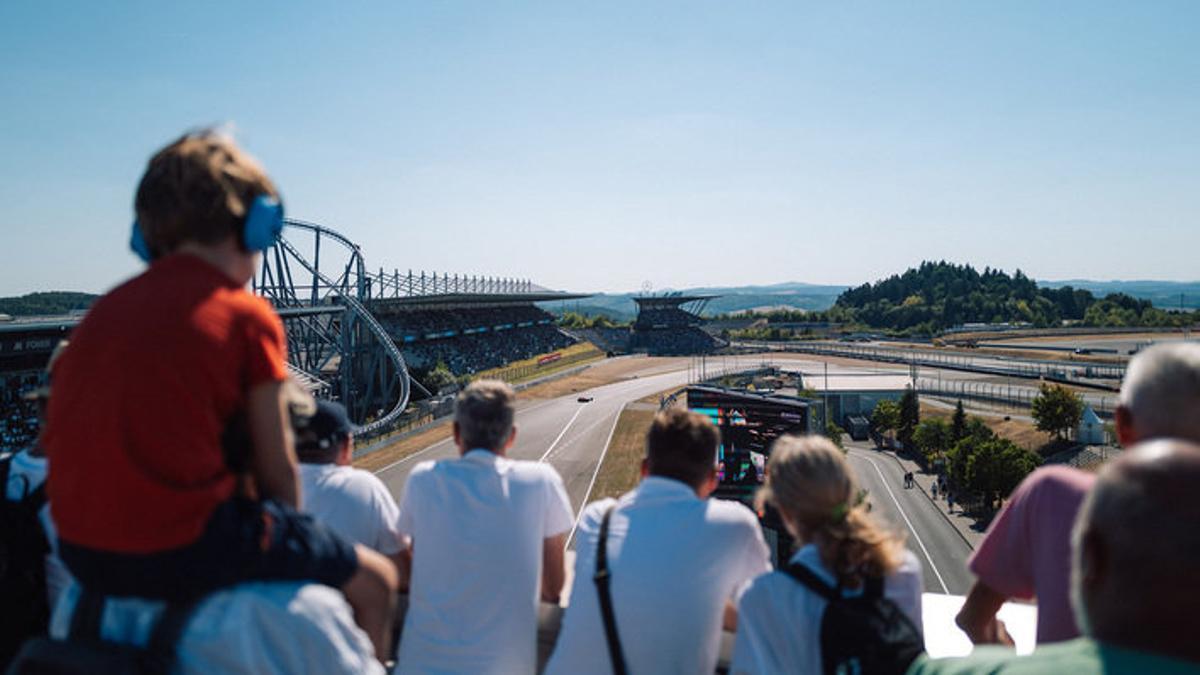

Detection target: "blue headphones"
[130, 194, 285, 263]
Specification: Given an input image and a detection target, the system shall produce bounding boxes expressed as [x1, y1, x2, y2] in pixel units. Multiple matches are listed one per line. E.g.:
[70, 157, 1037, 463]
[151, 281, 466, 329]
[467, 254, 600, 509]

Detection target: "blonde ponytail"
[758, 435, 906, 584]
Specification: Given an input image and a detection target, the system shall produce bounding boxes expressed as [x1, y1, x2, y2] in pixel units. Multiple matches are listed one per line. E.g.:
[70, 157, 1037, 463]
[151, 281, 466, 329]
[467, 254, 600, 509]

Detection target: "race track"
[374, 355, 976, 594]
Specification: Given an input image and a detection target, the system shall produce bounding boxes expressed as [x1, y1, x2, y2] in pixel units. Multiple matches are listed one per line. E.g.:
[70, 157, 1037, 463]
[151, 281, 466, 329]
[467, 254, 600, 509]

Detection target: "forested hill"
[0, 291, 98, 317]
[830, 261, 1182, 332]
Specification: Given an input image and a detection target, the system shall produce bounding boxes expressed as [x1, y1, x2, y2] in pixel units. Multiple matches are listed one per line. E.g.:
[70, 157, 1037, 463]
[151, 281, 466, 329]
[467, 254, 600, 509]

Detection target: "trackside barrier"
[916, 378, 1116, 420]
[659, 366, 781, 411]
[737, 341, 1123, 390]
[485, 347, 605, 385]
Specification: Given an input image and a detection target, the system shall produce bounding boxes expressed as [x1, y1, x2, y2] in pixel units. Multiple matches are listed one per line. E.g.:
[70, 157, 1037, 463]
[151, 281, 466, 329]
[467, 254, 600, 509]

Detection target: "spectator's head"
[134, 129, 279, 281]
[453, 380, 517, 454]
[295, 401, 355, 466]
[1071, 439, 1200, 663]
[1115, 342, 1200, 446]
[759, 435, 905, 582]
[643, 408, 719, 495]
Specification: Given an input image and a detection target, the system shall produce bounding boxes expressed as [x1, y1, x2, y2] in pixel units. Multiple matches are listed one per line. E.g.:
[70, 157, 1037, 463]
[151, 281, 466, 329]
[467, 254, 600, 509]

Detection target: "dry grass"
[352, 356, 683, 470]
[353, 417, 454, 472]
[516, 356, 678, 400]
[589, 389, 686, 501]
[920, 401, 1050, 450]
[590, 406, 656, 502]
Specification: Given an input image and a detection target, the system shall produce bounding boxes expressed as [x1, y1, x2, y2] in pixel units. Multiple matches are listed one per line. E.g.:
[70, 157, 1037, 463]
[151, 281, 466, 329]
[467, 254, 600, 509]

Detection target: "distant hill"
[1040, 279, 1200, 310]
[539, 282, 846, 320]
[828, 262, 1192, 333]
[0, 291, 98, 317]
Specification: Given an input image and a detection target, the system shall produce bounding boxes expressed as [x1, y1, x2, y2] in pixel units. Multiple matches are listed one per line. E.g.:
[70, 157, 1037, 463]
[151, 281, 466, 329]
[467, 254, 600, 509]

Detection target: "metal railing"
[366, 269, 537, 297]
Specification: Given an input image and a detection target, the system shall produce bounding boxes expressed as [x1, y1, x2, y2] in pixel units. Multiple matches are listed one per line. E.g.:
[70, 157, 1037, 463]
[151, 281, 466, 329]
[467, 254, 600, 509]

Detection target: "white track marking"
[372, 398, 561, 475]
[539, 403, 588, 463]
[855, 451, 949, 594]
[565, 409, 622, 550]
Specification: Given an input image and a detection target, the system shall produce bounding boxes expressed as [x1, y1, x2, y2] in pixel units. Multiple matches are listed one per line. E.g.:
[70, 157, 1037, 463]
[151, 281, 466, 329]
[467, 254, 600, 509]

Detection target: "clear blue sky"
[2, 1, 1197, 296]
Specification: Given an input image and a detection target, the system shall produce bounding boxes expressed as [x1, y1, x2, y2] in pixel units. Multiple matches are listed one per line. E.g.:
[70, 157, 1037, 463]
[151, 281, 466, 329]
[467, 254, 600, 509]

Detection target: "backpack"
[784, 563, 924, 675]
[6, 589, 198, 675]
[0, 453, 50, 670]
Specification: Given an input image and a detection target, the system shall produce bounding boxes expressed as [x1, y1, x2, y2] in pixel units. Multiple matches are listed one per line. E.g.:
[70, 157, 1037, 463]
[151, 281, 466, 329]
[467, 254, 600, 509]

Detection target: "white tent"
[1077, 405, 1105, 445]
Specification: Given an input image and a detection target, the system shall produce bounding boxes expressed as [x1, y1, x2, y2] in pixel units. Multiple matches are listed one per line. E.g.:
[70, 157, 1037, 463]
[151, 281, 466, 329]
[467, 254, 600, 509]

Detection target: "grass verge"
[589, 390, 687, 502]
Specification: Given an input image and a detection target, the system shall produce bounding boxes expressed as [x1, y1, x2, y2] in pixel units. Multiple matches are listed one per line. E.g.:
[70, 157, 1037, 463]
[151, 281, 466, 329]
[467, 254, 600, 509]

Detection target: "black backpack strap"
[0, 453, 12, 488]
[863, 575, 884, 600]
[593, 505, 628, 675]
[68, 588, 107, 642]
[142, 598, 201, 675]
[783, 562, 840, 603]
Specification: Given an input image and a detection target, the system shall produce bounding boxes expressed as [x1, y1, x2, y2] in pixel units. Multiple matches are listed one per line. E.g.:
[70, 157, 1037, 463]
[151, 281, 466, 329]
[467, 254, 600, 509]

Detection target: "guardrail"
[485, 347, 605, 385]
[916, 378, 1116, 419]
[736, 341, 1123, 389]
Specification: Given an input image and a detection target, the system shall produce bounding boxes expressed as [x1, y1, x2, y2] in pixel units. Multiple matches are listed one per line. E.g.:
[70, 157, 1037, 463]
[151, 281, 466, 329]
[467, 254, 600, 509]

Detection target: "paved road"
[845, 443, 975, 595]
[374, 360, 702, 545]
[373, 355, 979, 595]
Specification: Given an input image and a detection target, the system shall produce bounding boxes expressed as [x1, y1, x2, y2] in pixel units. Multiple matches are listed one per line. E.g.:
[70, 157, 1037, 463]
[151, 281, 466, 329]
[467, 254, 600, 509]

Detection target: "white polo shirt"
[730, 543, 923, 674]
[299, 463, 403, 555]
[48, 581, 384, 675]
[395, 449, 574, 675]
[5, 450, 73, 608]
[545, 476, 772, 675]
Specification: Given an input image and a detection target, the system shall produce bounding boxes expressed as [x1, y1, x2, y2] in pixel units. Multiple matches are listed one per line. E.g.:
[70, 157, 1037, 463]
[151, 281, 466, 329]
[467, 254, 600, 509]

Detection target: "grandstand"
[369, 291, 589, 393]
[0, 220, 592, 442]
[0, 317, 72, 453]
[629, 294, 724, 355]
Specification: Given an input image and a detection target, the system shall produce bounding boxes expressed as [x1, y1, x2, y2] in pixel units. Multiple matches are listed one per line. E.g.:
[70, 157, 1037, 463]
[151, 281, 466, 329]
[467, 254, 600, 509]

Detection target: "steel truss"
[254, 219, 412, 436]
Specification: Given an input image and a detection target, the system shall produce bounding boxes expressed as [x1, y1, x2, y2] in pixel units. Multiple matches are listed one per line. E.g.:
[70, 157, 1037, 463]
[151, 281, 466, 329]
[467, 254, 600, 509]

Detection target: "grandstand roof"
[632, 295, 718, 307]
[0, 316, 80, 334]
[369, 291, 590, 311]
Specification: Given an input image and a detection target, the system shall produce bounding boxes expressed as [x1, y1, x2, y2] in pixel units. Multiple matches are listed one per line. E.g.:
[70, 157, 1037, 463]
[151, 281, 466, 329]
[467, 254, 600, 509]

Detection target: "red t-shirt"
[46, 254, 289, 554]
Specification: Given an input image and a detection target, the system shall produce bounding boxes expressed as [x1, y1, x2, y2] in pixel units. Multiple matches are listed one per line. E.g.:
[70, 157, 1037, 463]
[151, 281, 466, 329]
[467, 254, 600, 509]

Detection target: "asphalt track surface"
[374, 355, 976, 594]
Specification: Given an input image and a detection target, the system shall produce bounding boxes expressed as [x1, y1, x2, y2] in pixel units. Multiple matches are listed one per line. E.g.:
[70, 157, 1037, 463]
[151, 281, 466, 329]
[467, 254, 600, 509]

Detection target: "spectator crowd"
[6, 130, 1200, 675]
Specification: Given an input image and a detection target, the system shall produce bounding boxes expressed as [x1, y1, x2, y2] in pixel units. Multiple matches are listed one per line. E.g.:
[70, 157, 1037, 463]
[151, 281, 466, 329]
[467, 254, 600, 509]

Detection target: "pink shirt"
[968, 465, 1096, 643]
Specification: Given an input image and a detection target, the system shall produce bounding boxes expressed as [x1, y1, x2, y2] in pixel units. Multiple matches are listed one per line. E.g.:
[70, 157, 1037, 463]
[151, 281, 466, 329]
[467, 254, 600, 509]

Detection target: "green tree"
[965, 438, 1042, 510]
[898, 388, 919, 448]
[951, 400, 967, 441]
[825, 420, 846, 450]
[871, 400, 901, 439]
[423, 362, 458, 393]
[1031, 383, 1084, 442]
[912, 419, 952, 463]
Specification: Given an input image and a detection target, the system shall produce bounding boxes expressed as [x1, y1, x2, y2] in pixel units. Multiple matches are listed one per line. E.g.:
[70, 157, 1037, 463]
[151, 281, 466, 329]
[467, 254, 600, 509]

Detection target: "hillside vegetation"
[0, 291, 98, 317]
[823, 261, 1194, 334]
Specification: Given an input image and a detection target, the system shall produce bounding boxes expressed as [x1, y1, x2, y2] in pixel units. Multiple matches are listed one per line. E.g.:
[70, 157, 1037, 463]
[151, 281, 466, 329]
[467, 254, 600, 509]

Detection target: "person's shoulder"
[1026, 465, 1095, 492]
[896, 548, 923, 576]
[218, 286, 281, 324]
[342, 466, 395, 496]
[509, 458, 566, 484]
[704, 496, 762, 528]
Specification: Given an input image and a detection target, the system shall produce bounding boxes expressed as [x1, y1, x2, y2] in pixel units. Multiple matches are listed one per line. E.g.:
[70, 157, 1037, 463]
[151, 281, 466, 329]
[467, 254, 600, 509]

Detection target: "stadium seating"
[0, 374, 40, 454]
[377, 305, 578, 385]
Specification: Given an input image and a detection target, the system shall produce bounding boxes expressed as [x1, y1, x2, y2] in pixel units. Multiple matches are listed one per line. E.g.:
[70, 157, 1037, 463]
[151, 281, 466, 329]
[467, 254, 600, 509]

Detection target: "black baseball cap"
[303, 400, 354, 450]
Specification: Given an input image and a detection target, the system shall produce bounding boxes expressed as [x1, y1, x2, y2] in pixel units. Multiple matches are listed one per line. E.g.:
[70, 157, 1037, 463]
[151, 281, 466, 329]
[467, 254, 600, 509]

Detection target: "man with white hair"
[393, 380, 574, 675]
[955, 342, 1200, 647]
[913, 438, 1200, 672]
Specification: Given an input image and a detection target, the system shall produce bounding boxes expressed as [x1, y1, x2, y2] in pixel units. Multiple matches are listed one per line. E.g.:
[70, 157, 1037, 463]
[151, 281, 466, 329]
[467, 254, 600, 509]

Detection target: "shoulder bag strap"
[593, 505, 628, 675]
[142, 597, 202, 675]
[68, 589, 106, 642]
[782, 562, 840, 603]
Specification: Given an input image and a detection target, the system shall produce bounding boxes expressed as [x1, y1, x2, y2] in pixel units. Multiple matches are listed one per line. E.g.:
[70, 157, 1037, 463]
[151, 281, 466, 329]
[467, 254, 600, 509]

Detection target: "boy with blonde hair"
[43, 130, 396, 658]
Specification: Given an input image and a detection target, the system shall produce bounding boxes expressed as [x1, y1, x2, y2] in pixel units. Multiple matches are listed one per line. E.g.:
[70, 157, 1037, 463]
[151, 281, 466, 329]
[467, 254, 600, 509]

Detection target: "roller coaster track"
[256, 219, 412, 436]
